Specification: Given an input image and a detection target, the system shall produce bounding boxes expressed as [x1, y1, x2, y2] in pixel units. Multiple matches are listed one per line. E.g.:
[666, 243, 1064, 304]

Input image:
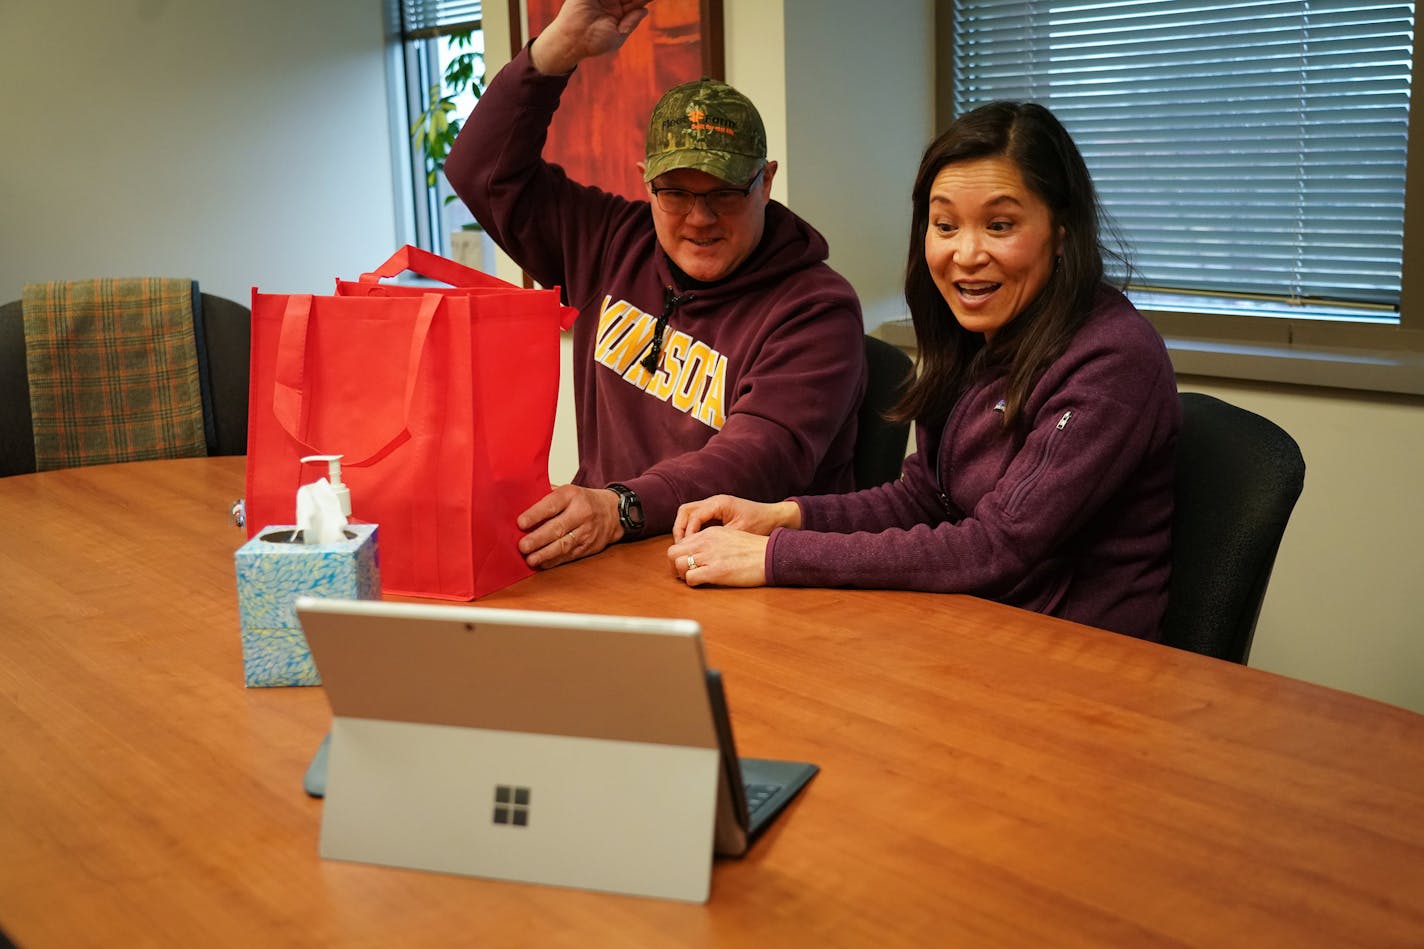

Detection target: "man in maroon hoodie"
[445, 0, 866, 570]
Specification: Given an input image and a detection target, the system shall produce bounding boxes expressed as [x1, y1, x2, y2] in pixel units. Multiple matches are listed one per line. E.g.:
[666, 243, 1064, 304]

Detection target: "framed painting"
[513, 0, 725, 202]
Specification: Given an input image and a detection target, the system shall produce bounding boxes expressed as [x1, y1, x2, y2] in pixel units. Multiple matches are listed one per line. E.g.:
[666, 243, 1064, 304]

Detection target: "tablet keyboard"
[744, 782, 782, 820]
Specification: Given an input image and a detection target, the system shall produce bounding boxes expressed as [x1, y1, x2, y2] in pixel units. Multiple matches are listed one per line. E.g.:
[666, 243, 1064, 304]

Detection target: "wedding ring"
[686, 554, 697, 571]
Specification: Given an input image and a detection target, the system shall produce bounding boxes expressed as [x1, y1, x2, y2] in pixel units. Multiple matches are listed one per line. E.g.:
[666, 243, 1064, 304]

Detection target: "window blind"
[952, 0, 1415, 310]
[401, 0, 482, 38]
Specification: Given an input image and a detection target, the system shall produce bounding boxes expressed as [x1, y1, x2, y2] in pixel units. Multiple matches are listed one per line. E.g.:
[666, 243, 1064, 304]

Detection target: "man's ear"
[760, 160, 779, 193]
[636, 160, 649, 187]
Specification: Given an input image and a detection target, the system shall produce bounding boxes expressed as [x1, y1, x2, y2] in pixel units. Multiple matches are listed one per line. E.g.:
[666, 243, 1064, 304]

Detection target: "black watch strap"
[608, 483, 645, 535]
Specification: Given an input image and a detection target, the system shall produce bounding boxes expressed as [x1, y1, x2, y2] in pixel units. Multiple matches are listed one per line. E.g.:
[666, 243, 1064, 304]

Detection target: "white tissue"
[296, 478, 349, 545]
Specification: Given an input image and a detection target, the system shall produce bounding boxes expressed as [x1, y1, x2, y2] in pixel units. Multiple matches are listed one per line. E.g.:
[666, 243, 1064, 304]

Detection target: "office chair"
[854, 335, 915, 490]
[201, 292, 252, 457]
[0, 290, 250, 477]
[1161, 392, 1305, 664]
[0, 299, 31, 476]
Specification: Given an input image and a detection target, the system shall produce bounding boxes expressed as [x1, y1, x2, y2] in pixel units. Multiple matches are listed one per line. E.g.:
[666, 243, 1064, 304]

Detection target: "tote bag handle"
[358, 244, 515, 290]
[270, 292, 441, 468]
[356, 245, 579, 331]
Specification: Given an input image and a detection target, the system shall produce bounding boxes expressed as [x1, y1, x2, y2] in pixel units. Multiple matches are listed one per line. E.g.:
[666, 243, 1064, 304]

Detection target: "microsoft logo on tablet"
[492, 785, 531, 826]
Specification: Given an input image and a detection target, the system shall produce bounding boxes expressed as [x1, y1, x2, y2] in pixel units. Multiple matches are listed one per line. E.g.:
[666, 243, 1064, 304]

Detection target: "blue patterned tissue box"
[234, 524, 380, 687]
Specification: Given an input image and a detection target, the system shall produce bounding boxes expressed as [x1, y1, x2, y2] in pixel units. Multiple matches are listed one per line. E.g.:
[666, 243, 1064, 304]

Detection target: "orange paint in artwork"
[526, 0, 705, 201]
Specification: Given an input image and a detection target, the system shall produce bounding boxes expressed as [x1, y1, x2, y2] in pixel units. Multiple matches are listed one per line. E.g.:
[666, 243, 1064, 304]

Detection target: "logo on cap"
[685, 105, 738, 137]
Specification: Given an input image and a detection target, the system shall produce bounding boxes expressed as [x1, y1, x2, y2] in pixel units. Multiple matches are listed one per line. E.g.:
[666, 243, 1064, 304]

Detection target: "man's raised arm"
[529, 0, 654, 75]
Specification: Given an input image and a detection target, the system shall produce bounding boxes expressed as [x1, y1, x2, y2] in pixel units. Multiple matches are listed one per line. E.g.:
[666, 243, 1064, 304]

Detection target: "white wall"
[729, 0, 933, 330]
[781, 0, 933, 328]
[0, 0, 399, 303]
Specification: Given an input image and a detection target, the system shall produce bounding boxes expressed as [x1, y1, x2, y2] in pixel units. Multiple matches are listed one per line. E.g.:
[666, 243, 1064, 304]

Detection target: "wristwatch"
[607, 483, 644, 536]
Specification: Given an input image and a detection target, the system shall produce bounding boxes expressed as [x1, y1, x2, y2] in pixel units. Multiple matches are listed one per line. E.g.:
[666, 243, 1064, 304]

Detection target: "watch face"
[623, 495, 644, 530]
[612, 485, 644, 532]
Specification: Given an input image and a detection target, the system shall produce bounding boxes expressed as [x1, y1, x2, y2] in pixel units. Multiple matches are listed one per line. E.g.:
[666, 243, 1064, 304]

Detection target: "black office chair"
[854, 335, 915, 490]
[0, 299, 31, 476]
[0, 291, 250, 477]
[201, 293, 253, 458]
[1161, 393, 1305, 664]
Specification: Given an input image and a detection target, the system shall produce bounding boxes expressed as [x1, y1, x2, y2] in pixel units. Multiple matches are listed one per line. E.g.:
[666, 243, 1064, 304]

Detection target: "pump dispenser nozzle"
[300, 454, 351, 516]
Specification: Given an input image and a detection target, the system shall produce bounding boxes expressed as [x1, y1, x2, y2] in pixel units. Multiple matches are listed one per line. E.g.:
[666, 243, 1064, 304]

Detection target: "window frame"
[387, 2, 487, 260]
[933, 4, 1424, 397]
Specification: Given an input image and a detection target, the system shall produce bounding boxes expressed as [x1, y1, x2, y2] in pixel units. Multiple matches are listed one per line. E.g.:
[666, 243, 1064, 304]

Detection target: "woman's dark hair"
[890, 101, 1126, 429]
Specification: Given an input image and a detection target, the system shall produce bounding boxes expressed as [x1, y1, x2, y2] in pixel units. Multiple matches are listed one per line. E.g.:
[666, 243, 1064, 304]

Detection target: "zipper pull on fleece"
[1057, 410, 1073, 430]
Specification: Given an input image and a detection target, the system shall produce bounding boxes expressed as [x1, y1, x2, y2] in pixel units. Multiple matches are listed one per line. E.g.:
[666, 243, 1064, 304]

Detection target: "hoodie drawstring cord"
[640, 285, 695, 374]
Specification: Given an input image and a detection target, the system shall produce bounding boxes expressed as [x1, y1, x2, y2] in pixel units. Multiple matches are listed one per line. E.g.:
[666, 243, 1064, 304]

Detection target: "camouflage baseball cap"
[643, 78, 767, 185]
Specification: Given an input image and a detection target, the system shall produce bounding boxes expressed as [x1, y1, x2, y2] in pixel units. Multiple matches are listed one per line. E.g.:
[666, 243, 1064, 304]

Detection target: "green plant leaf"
[411, 29, 488, 179]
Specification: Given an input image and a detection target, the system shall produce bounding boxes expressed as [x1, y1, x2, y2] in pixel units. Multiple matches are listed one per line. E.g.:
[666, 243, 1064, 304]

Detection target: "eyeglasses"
[649, 167, 765, 216]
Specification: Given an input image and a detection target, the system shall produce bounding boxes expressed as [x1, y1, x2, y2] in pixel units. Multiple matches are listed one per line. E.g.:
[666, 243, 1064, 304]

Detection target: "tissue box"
[234, 523, 380, 687]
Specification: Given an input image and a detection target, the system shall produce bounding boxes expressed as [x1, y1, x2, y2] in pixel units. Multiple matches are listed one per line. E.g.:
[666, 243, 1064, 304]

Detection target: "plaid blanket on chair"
[22, 278, 209, 470]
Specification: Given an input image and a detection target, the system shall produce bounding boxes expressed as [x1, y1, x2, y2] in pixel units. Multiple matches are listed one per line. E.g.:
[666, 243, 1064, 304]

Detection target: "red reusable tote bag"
[245, 246, 574, 600]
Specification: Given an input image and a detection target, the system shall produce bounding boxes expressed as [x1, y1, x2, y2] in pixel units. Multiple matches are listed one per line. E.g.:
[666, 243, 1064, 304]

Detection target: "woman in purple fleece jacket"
[668, 102, 1180, 640]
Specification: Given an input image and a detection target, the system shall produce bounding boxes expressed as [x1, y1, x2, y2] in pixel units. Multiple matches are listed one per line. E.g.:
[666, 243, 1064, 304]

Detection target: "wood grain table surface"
[2, 457, 1421, 948]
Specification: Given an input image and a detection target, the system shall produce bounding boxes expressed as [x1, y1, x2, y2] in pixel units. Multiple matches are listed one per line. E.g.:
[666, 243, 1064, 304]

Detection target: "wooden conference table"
[2, 457, 1422, 948]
